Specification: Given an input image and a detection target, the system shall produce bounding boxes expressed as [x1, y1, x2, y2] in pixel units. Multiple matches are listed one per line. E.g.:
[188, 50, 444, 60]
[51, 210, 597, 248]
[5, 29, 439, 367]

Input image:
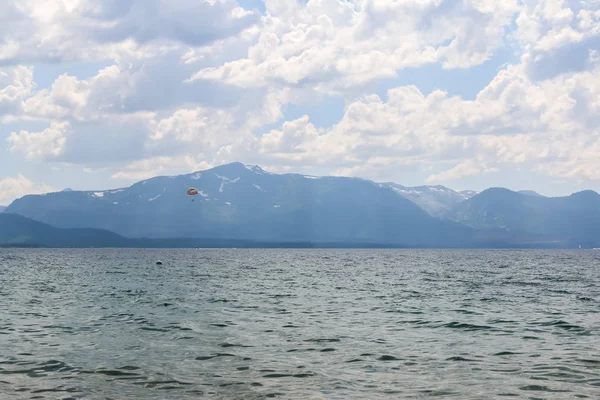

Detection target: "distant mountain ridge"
[4, 162, 599, 248]
[5, 162, 477, 247]
[0, 213, 353, 248]
[383, 183, 472, 216]
[0, 206, 5, 213]
[444, 187, 600, 247]
[0, 213, 563, 249]
[0, 213, 126, 247]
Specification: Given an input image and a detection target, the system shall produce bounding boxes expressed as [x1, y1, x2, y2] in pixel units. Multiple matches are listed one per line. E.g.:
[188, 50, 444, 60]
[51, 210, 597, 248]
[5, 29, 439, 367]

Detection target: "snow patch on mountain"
[216, 174, 241, 192]
[383, 183, 471, 217]
[244, 164, 271, 175]
[459, 190, 479, 200]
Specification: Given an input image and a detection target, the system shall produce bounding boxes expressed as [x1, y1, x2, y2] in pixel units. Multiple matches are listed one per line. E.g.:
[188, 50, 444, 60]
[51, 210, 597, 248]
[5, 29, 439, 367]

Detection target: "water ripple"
[1, 248, 599, 399]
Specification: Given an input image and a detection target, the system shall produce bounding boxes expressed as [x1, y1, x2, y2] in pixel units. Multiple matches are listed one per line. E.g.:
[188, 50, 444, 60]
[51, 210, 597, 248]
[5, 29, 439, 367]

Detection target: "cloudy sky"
[1, 0, 600, 205]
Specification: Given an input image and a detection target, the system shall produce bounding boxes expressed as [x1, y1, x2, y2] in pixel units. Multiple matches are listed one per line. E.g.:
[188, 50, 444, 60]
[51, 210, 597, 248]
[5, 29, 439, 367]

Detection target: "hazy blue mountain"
[0, 213, 126, 247]
[460, 190, 479, 199]
[6, 162, 477, 246]
[0, 206, 5, 213]
[446, 188, 600, 247]
[0, 213, 337, 248]
[384, 183, 472, 217]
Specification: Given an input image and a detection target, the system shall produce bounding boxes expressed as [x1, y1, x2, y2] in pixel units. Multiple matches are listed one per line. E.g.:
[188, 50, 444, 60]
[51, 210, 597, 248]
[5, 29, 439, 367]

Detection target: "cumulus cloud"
[191, 0, 520, 92]
[0, 175, 55, 205]
[0, 65, 34, 117]
[8, 121, 69, 160]
[76, 0, 259, 46]
[224, 61, 600, 183]
[4, 0, 600, 191]
[10, 59, 600, 185]
[515, 0, 600, 80]
[426, 160, 499, 183]
[0, 0, 260, 65]
[111, 156, 213, 181]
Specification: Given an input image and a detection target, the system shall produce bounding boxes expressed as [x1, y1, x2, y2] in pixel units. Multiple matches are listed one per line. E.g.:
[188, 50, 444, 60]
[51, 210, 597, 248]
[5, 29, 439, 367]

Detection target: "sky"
[1, 0, 600, 205]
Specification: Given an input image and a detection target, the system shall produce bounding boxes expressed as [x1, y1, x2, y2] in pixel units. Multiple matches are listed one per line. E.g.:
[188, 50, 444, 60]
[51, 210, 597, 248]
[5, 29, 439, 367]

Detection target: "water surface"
[1, 249, 599, 399]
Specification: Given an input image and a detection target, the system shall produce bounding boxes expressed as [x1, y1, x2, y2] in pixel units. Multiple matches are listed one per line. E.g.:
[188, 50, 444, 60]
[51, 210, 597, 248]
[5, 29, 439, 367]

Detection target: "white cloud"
[0, 0, 259, 65]
[426, 159, 499, 183]
[191, 0, 521, 92]
[0, 175, 55, 205]
[8, 121, 69, 160]
[515, 0, 600, 80]
[3, 0, 600, 192]
[74, 0, 258, 47]
[111, 156, 212, 181]
[227, 61, 600, 183]
[0, 65, 34, 117]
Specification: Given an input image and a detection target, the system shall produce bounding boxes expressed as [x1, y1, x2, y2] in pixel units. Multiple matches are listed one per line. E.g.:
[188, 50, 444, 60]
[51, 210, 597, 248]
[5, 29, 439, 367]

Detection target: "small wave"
[378, 355, 400, 361]
[519, 385, 571, 393]
[144, 379, 192, 388]
[522, 335, 542, 340]
[30, 386, 81, 394]
[440, 322, 494, 331]
[578, 358, 600, 364]
[453, 309, 483, 315]
[446, 356, 475, 362]
[533, 320, 585, 331]
[195, 353, 236, 360]
[139, 326, 169, 332]
[287, 348, 317, 353]
[385, 309, 424, 315]
[493, 351, 522, 356]
[82, 368, 141, 377]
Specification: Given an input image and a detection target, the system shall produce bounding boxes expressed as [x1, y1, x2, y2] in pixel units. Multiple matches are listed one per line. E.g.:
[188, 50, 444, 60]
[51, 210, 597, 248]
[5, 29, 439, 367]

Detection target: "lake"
[1, 249, 599, 399]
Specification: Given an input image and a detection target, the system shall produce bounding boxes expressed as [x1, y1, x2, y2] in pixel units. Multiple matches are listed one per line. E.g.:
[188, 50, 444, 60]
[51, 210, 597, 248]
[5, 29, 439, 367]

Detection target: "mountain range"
[0, 213, 328, 248]
[3, 162, 600, 248]
[447, 187, 600, 248]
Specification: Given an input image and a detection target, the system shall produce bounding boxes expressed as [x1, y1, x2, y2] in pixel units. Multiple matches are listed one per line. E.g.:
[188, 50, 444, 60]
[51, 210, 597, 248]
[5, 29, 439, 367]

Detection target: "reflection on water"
[1, 249, 599, 399]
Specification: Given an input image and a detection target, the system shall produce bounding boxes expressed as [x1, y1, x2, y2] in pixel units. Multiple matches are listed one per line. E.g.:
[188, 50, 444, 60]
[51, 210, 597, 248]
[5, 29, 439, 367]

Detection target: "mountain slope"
[6, 162, 476, 246]
[384, 183, 472, 216]
[0, 213, 341, 248]
[460, 190, 479, 199]
[0, 206, 5, 213]
[0, 213, 126, 247]
[446, 188, 600, 247]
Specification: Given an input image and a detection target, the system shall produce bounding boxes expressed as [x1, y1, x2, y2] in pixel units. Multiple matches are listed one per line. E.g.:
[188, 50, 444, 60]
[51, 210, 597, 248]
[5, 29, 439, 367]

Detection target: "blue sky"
[1, 0, 600, 204]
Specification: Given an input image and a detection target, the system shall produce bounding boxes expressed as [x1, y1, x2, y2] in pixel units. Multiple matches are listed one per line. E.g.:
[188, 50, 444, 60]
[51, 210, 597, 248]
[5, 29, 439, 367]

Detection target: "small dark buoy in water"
[156, 260, 163, 265]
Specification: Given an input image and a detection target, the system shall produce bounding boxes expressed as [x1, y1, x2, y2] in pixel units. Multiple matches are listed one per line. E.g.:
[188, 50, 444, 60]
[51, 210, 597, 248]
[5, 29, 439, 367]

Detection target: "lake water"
[0, 249, 599, 399]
